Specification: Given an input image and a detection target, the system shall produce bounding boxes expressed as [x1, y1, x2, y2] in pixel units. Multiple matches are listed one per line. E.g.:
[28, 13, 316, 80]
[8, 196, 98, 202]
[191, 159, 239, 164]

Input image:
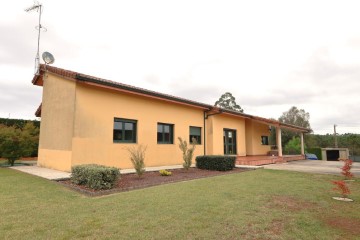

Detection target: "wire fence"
[349, 155, 360, 162]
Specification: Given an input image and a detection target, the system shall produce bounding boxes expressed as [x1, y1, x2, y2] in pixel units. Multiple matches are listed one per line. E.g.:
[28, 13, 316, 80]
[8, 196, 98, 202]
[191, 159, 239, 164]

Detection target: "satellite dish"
[42, 51, 55, 64]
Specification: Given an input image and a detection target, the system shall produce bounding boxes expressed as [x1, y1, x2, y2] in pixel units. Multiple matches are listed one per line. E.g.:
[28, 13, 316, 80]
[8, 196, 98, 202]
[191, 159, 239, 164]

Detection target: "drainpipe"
[203, 111, 206, 155]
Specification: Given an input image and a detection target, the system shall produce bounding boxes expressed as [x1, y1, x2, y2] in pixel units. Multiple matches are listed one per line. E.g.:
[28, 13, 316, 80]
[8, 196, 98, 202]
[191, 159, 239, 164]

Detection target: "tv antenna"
[25, 1, 47, 75]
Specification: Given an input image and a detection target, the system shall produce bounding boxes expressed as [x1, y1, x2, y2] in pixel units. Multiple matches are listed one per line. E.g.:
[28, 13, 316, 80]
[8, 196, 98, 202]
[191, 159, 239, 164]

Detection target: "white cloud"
[0, 0, 359, 134]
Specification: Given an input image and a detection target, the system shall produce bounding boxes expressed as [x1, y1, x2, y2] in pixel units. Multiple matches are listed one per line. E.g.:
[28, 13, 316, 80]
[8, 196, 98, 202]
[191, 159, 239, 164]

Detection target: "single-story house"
[32, 65, 310, 172]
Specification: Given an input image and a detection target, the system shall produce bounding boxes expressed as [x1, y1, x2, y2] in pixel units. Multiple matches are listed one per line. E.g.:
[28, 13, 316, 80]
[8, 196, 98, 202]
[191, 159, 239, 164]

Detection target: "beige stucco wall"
[206, 114, 246, 156]
[245, 119, 271, 155]
[71, 83, 205, 170]
[37, 73, 76, 171]
[37, 74, 276, 172]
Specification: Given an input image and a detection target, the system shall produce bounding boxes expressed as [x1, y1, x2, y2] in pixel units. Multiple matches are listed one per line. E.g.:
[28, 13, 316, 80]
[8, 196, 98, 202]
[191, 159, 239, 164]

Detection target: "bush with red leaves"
[332, 180, 350, 198]
[341, 159, 354, 180]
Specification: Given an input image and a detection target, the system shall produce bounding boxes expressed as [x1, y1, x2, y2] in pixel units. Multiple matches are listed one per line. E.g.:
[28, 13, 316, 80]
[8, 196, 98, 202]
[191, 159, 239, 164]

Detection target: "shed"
[321, 148, 349, 161]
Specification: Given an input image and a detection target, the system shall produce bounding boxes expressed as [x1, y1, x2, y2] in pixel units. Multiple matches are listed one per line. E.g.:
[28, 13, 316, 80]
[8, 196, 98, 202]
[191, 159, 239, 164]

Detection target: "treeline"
[0, 118, 40, 165]
[282, 133, 360, 156]
[306, 133, 360, 156]
[0, 117, 40, 128]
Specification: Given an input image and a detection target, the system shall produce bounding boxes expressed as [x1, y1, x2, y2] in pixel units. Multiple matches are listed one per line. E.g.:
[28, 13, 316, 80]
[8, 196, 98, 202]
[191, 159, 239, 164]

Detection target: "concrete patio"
[264, 160, 360, 176]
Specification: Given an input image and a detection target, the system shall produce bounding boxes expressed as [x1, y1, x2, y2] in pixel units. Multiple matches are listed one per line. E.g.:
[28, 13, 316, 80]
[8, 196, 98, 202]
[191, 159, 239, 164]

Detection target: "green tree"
[278, 106, 311, 146]
[0, 122, 39, 166]
[284, 137, 302, 155]
[214, 92, 244, 112]
[0, 126, 25, 166]
[21, 122, 40, 157]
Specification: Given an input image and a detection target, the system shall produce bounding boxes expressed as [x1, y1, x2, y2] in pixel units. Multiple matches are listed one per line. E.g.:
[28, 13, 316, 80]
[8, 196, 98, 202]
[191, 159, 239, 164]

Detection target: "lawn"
[1, 168, 359, 240]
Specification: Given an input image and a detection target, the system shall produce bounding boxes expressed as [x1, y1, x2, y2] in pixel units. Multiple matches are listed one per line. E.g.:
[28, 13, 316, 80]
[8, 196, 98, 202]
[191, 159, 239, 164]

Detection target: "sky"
[1, 0, 359, 134]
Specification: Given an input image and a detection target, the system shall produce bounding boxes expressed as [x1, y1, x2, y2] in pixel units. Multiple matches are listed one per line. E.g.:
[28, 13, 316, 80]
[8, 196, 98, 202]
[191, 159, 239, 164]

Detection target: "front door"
[224, 129, 237, 155]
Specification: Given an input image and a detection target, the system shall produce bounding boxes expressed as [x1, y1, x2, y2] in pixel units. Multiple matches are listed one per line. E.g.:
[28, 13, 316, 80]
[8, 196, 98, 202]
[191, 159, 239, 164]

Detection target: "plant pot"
[332, 197, 353, 202]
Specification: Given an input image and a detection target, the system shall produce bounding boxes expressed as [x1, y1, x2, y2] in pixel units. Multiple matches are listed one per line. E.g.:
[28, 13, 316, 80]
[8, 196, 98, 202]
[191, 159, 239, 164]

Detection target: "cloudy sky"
[1, 0, 359, 134]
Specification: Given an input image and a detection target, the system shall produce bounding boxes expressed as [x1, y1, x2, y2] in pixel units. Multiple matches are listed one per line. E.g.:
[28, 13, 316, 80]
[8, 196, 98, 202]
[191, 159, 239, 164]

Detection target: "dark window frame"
[189, 126, 201, 144]
[113, 118, 137, 143]
[157, 122, 174, 144]
[261, 136, 269, 145]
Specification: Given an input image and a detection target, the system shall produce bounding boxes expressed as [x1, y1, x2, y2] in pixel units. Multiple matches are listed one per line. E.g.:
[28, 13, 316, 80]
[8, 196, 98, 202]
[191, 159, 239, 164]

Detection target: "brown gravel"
[58, 167, 250, 196]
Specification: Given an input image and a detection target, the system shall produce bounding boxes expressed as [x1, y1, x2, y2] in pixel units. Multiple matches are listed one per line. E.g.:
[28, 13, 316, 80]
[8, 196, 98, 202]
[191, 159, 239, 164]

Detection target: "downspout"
[203, 111, 206, 155]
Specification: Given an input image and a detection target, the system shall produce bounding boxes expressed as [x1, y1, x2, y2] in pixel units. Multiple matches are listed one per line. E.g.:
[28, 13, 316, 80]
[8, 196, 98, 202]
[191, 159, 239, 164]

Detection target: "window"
[113, 118, 137, 143]
[189, 126, 201, 144]
[261, 136, 269, 145]
[224, 129, 237, 154]
[157, 123, 174, 144]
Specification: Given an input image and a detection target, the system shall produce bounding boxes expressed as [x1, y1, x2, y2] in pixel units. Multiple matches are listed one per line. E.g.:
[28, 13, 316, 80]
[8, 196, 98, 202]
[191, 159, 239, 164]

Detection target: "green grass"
[1, 168, 359, 240]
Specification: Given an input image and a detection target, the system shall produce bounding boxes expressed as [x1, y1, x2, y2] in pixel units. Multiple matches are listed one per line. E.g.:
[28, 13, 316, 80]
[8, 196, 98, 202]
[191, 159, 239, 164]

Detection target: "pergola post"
[300, 132, 305, 155]
[276, 127, 282, 157]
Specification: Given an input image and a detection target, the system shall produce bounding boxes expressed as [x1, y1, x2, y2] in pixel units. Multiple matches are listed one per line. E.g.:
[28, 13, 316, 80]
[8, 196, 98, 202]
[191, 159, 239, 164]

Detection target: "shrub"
[284, 137, 301, 154]
[71, 164, 120, 190]
[341, 159, 354, 180]
[159, 169, 172, 176]
[126, 145, 147, 177]
[332, 180, 350, 198]
[178, 137, 196, 170]
[196, 155, 236, 171]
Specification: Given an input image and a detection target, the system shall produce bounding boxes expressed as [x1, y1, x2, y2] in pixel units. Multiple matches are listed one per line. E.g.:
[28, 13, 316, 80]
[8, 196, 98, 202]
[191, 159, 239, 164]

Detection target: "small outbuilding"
[321, 148, 349, 161]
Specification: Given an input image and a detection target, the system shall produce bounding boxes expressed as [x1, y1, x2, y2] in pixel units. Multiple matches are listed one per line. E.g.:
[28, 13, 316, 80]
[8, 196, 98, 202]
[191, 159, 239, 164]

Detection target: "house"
[32, 65, 310, 172]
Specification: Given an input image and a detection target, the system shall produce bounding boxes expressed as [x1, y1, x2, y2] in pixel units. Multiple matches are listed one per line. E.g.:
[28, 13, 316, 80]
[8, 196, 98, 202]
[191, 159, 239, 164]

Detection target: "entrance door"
[224, 129, 237, 155]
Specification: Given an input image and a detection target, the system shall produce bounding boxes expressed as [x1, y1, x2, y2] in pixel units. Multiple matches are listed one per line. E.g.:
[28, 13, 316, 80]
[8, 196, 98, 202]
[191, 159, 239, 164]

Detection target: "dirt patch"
[58, 167, 250, 196]
[324, 217, 360, 235]
[267, 195, 318, 212]
[266, 219, 286, 235]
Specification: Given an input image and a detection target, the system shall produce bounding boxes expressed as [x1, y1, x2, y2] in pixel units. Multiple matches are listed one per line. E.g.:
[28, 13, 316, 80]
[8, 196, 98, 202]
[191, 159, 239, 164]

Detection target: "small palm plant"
[178, 137, 196, 170]
[126, 145, 147, 177]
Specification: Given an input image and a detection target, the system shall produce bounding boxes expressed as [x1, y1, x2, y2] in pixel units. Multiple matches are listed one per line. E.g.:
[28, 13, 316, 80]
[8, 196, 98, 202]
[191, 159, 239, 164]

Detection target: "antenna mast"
[25, 1, 46, 75]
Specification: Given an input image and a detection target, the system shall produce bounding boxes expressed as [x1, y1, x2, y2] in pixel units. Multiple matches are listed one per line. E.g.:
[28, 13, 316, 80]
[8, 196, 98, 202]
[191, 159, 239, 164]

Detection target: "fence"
[350, 155, 360, 162]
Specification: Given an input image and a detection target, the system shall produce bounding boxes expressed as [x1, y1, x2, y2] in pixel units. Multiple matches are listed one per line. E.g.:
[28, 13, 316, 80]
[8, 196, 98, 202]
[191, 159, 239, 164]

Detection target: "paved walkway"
[10, 166, 71, 180]
[264, 160, 360, 176]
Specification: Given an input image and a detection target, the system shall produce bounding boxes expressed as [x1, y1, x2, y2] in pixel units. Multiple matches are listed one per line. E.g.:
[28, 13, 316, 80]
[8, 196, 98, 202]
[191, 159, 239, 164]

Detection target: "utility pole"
[334, 124, 338, 148]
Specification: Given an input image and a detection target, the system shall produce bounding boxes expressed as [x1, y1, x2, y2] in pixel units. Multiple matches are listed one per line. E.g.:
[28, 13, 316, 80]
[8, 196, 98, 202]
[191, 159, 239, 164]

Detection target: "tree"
[0, 122, 39, 166]
[278, 106, 311, 146]
[284, 137, 302, 154]
[214, 92, 244, 112]
[21, 122, 40, 157]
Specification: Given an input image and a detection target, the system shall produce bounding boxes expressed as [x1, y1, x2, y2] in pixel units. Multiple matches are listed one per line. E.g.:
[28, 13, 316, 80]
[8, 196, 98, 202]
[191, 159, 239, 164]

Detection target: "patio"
[236, 155, 305, 166]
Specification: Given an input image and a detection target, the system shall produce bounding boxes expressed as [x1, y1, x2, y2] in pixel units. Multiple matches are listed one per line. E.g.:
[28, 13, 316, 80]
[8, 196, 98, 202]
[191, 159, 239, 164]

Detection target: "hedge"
[195, 155, 236, 171]
[71, 164, 120, 190]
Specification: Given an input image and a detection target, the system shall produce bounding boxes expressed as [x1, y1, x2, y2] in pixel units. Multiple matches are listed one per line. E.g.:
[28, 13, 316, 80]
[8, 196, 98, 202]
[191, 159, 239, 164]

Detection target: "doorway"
[224, 129, 237, 155]
[326, 150, 340, 161]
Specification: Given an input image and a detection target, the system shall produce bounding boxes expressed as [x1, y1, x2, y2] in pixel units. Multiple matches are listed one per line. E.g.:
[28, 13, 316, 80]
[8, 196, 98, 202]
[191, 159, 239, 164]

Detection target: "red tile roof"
[32, 64, 311, 133]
